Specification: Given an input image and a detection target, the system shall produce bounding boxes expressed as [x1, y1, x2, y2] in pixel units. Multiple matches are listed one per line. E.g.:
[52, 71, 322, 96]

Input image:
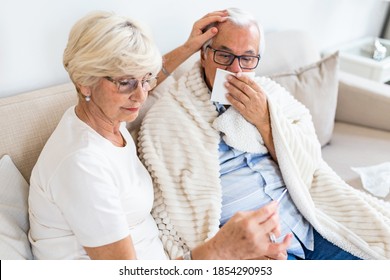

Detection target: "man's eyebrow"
[217, 45, 257, 55]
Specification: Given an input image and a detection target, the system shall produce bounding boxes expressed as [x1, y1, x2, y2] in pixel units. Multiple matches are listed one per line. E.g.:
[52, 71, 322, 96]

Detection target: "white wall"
[1, 0, 388, 98]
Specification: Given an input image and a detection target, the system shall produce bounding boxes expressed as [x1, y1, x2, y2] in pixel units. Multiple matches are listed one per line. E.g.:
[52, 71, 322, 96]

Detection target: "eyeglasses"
[104, 72, 157, 94]
[206, 46, 260, 70]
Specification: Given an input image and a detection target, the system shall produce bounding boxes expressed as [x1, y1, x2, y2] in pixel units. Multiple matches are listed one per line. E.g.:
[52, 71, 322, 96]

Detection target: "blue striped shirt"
[215, 103, 314, 258]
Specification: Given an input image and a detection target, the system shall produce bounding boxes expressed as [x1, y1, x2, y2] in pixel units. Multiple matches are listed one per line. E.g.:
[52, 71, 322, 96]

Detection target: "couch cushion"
[0, 83, 77, 182]
[269, 52, 339, 146]
[0, 155, 32, 260]
[337, 71, 390, 132]
[322, 121, 390, 202]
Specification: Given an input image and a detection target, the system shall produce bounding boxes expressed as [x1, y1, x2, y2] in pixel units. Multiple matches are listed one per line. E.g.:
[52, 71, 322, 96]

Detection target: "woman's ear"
[78, 84, 91, 96]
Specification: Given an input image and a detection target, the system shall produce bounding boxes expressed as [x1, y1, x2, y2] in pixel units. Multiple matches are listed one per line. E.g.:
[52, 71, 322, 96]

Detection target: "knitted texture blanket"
[212, 106, 268, 154]
[138, 62, 390, 260]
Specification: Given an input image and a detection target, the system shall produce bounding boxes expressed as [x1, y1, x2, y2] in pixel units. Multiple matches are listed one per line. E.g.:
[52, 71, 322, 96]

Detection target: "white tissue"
[351, 162, 390, 198]
[210, 69, 255, 105]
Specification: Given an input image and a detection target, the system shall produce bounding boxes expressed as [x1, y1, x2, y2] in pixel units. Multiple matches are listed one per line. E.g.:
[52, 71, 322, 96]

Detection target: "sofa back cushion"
[258, 31, 340, 146]
[0, 83, 77, 182]
[269, 52, 339, 146]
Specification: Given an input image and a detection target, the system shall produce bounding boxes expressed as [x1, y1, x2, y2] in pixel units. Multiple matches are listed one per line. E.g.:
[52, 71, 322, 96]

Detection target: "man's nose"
[227, 57, 242, 73]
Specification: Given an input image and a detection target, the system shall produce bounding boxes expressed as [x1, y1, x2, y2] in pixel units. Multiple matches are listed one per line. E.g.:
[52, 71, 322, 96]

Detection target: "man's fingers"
[227, 74, 261, 97]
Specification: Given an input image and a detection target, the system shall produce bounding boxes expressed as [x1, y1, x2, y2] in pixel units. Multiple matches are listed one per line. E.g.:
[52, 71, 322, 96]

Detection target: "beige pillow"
[0, 155, 33, 259]
[269, 52, 339, 146]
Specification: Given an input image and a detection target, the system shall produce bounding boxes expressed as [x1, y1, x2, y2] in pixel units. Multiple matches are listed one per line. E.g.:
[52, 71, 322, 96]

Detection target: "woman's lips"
[122, 107, 139, 112]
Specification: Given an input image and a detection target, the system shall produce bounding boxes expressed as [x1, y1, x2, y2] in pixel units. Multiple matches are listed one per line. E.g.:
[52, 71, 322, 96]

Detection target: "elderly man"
[138, 7, 390, 260]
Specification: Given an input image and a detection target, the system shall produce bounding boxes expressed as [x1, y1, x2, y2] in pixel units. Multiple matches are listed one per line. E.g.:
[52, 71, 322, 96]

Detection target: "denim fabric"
[288, 229, 361, 260]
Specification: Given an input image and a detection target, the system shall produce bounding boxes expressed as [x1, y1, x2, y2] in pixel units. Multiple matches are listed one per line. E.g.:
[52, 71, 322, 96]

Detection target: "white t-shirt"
[28, 106, 167, 260]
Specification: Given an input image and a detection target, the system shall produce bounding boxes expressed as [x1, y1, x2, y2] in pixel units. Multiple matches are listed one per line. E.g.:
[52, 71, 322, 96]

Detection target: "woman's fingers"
[185, 10, 228, 52]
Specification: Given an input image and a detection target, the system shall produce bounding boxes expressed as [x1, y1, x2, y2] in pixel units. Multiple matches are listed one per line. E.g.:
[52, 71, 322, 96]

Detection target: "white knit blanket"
[212, 106, 268, 154]
[139, 62, 390, 260]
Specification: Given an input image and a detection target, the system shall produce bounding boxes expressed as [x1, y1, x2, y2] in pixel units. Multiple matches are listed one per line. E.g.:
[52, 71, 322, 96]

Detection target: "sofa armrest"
[336, 71, 390, 132]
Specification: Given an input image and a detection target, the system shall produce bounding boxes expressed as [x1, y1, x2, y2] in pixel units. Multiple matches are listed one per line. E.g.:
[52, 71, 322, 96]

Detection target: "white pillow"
[269, 52, 339, 147]
[0, 155, 33, 259]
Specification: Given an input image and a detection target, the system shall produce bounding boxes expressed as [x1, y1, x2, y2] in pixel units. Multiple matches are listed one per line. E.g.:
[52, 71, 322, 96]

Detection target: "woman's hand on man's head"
[183, 10, 228, 54]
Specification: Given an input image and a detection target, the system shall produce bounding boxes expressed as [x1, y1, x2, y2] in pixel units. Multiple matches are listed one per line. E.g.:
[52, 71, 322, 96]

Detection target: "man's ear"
[200, 48, 207, 68]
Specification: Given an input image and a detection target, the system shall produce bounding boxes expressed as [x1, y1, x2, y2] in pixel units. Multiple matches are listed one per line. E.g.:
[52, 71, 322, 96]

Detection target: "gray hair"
[202, 7, 265, 57]
[63, 11, 162, 91]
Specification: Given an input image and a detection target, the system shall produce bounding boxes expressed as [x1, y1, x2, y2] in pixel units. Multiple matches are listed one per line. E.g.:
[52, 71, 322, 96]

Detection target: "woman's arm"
[157, 10, 228, 85]
[84, 202, 290, 260]
[178, 202, 291, 260]
[84, 236, 137, 260]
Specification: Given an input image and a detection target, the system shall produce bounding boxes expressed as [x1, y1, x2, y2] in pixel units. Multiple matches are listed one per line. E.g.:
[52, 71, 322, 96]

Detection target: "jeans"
[288, 229, 361, 260]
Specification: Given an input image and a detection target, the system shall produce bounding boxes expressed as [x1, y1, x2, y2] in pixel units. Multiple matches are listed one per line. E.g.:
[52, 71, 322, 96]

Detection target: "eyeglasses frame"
[104, 72, 157, 94]
[206, 46, 261, 70]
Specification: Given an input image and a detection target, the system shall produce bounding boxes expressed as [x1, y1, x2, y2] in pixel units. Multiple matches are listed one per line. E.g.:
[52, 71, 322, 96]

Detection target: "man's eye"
[241, 57, 253, 62]
[218, 53, 232, 59]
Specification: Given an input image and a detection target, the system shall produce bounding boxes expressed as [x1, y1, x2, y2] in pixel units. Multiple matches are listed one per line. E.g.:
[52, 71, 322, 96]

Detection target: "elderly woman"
[28, 11, 291, 260]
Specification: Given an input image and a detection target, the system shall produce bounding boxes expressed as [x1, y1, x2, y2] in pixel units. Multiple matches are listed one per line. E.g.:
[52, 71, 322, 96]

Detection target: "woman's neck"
[75, 101, 126, 147]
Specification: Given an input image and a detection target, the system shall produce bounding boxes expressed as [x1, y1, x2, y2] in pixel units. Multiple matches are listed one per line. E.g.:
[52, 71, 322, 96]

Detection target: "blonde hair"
[63, 11, 162, 90]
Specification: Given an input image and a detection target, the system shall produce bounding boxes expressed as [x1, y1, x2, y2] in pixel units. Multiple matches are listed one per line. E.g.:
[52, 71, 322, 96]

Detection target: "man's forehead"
[214, 21, 259, 39]
[211, 22, 260, 54]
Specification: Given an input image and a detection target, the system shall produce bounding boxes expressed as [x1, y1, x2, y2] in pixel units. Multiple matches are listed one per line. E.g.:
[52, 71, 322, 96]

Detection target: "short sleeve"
[49, 151, 129, 247]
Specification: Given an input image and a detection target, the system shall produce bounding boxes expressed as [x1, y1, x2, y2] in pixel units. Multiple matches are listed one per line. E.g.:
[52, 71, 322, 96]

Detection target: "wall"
[0, 0, 388, 98]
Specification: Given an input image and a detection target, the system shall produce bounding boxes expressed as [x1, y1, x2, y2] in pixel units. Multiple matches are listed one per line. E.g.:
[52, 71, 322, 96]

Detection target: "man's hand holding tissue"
[225, 73, 277, 161]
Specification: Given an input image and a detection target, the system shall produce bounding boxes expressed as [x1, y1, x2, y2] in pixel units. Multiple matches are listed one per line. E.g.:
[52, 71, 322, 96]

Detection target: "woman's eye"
[119, 80, 130, 87]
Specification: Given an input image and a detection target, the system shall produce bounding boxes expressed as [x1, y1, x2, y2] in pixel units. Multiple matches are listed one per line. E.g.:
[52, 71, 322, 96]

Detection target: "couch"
[1, 30, 389, 260]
